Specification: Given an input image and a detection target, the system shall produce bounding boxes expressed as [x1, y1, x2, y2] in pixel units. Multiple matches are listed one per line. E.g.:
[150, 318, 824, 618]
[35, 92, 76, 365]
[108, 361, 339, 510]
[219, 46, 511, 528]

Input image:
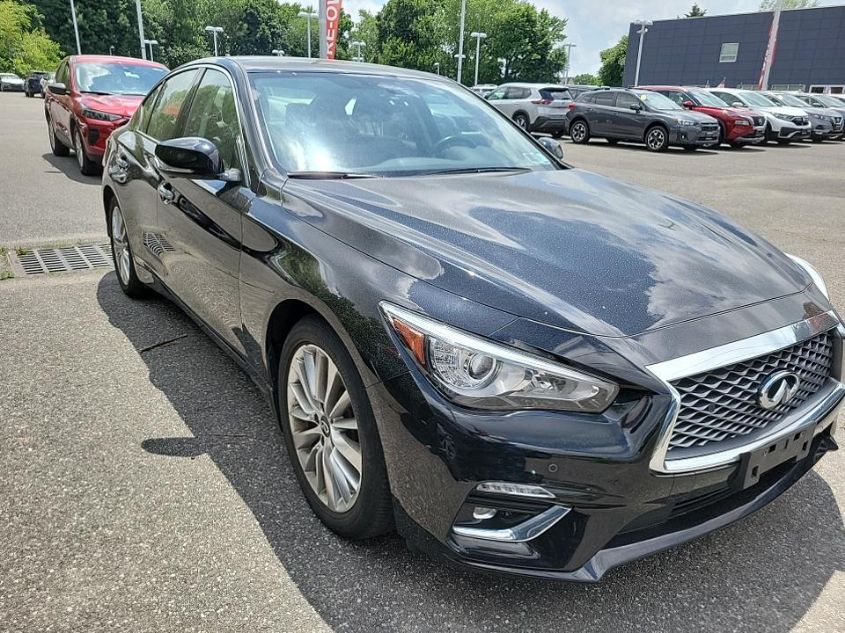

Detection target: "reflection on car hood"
[290, 169, 808, 338]
[79, 94, 144, 117]
[674, 110, 716, 124]
[761, 106, 808, 117]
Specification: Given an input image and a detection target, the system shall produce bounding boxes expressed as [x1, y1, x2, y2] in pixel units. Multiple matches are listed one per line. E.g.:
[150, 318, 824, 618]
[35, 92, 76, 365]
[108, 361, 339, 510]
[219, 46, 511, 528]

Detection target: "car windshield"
[634, 91, 682, 110]
[740, 91, 777, 107]
[74, 62, 167, 96]
[1, 74, 21, 80]
[774, 93, 809, 108]
[250, 72, 557, 177]
[539, 87, 570, 101]
[813, 95, 844, 108]
[690, 90, 729, 107]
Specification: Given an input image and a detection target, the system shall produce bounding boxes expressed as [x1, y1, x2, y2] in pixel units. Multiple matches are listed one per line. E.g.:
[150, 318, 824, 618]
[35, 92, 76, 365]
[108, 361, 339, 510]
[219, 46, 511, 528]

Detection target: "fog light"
[475, 481, 555, 499]
[472, 507, 497, 520]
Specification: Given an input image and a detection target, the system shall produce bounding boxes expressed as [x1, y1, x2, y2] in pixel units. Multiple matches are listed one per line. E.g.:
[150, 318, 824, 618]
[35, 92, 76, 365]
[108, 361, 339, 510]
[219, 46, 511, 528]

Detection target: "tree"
[597, 35, 627, 86]
[685, 4, 707, 17]
[571, 73, 598, 85]
[0, 0, 62, 75]
[759, 0, 818, 9]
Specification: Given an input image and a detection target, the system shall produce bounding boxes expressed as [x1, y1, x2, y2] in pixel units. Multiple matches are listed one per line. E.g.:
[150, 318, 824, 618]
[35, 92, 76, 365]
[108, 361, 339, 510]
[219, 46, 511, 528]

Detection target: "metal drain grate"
[15, 243, 113, 275]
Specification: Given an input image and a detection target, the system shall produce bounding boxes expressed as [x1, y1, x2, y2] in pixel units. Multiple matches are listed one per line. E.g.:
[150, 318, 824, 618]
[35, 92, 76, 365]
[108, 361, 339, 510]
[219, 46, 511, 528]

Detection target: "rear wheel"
[279, 316, 393, 539]
[75, 127, 100, 175]
[645, 125, 669, 152]
[569, 120, 590, 144]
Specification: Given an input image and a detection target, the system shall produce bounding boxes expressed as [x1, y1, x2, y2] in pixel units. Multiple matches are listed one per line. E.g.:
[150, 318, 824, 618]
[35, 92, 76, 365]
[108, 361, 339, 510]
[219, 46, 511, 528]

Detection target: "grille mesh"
[667, 332, 834, 453]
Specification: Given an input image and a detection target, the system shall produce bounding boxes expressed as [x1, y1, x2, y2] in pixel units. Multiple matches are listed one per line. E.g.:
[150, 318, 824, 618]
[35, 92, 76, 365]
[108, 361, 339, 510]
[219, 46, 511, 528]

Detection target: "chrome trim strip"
[647, 311, 841, 474]
[452, 505, 571, 543]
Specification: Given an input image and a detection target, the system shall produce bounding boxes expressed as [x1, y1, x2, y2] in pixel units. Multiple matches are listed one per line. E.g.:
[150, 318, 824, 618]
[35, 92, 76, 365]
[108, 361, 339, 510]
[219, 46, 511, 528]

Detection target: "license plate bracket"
[736, 427, 814, 489]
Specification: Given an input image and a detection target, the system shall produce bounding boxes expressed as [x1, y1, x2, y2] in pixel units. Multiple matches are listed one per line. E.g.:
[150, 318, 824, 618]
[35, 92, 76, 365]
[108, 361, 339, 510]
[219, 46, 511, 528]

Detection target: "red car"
[45, 55, 167, 175]
[640, 86, 766, 148]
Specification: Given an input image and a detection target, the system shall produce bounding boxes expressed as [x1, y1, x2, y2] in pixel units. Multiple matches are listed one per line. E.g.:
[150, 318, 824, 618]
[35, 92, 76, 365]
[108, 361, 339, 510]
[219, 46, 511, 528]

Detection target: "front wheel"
[645, 125, 669, 152]
[108, 199, 147, 298]
[569, 120, 590, 144]
[278, 316, 393, 539]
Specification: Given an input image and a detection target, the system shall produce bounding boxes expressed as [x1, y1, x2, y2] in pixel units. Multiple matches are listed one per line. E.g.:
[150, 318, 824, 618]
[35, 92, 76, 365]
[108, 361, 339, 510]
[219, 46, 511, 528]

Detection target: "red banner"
[325, 0, 342, 60]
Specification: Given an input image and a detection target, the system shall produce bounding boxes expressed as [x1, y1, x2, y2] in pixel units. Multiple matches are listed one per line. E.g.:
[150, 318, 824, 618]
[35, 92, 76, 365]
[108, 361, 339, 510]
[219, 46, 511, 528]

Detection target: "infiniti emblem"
[758, 371, 801, 410]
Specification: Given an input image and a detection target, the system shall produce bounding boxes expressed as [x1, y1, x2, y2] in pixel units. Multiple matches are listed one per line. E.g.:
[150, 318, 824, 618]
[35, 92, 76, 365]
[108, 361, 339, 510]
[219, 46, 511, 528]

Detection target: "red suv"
[640, 86, 766, 148]
[45, 55, 167, 175]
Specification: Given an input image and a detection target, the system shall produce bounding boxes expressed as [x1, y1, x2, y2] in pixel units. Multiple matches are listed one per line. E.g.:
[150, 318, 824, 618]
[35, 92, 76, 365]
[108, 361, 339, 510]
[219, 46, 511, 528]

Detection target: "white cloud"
[342, 0, 840, 74]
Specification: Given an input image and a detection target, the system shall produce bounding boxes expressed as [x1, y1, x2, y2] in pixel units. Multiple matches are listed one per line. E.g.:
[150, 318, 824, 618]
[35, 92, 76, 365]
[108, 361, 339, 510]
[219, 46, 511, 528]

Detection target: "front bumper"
[76, 117, 127, 161]
[773, 125, 811, 140]
[370, 309, 843, 581]
[1, 83, 24, 92]
[670, 125, 720, 146]
[730, 125, 767, 144]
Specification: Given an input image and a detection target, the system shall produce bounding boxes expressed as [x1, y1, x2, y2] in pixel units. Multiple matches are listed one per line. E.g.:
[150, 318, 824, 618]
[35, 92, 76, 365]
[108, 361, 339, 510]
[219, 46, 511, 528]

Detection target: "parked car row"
[482, 82, 844, 153]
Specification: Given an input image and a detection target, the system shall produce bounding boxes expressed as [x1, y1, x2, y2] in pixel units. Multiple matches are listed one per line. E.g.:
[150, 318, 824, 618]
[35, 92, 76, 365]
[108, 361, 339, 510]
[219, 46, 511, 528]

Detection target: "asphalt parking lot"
[1, 91, 843, 632]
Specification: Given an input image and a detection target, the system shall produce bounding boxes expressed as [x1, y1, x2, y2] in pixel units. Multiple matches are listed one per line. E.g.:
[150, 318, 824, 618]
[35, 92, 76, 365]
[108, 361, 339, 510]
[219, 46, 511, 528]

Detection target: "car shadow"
[41, 152, 101, 185]
[571, 141, 720, 155]
[96, 273, 844, 632]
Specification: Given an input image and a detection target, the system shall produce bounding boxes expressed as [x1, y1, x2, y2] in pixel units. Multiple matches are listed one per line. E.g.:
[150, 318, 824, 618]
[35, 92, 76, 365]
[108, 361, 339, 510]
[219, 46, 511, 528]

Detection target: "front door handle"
[158, 183, 175, 205]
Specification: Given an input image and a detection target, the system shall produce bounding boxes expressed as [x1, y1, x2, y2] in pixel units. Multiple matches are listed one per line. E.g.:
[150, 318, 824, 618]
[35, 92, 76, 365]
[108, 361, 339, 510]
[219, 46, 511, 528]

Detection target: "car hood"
[670, 110, 715, 124]
[78, 94, 144, 118]
[289, 168, 808, 338]
[760, 105, 808, 117]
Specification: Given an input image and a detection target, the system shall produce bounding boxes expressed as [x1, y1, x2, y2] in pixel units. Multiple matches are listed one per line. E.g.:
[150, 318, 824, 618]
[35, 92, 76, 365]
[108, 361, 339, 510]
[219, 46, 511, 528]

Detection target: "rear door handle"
[158, 183, 175, 204]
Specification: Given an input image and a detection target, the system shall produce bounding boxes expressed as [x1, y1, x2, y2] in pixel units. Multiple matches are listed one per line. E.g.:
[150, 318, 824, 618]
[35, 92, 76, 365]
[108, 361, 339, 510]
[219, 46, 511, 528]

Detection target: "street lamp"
[469, 32, 487, 87]
[562, 43, 577, 85]
[272, 49, 285, 56]
[68, 0, 81, 54]
[298, 9, 319, 59]
[109, 45, 114, 55]
[351, 40, 366, 62]
[633, 19, 653, 87]
[434, 62, 440, 75]
[144, 39, 158, 62]
[456, 0, 467, 83]
[134, 0, 146, 59]
[205, 25, 224, 57]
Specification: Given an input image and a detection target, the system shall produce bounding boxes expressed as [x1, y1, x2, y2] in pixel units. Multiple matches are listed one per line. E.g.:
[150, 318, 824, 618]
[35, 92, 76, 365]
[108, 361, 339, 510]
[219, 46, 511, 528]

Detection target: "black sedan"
[102, 57, 843, 581]
[566, 88, 720, 151]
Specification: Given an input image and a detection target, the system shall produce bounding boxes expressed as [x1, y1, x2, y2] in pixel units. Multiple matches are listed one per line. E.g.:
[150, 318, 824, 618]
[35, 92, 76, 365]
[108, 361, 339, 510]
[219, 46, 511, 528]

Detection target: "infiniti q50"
[102, 57, 842, 581]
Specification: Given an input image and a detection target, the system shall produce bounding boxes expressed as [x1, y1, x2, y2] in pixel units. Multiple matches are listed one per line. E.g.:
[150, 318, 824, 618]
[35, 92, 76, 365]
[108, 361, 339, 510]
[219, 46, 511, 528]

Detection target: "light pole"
[298, 9, 318, 58]
[135, 0, 146, 59]
[144, 39, 158, 62]
[68, 0, 81, 54]
[272, 49, 285, 56]
[562, 43, 577, 85]
[434, 62, 440, 75]
[470, 32, 486, 87]
[109, 45, 114, 55]
[205, 26, 224, 57]
[456, 0, 466, 84]
[351, 40, 366, 62]
[633, 20, 652, 87]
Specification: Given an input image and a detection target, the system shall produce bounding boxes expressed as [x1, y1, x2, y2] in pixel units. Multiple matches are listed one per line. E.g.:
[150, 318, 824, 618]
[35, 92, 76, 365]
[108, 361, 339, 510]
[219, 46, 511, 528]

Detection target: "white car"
[0, 73, 25, 92]
[707, 88, 811, 144]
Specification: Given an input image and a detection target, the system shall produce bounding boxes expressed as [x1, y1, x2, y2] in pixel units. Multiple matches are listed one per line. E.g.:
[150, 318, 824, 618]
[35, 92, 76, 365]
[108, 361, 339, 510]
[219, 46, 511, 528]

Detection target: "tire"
[74, 127, 100, 175]
[108, 198, 147, 298]
[513, 112, 530, 130]
[551, 130, 565, 139]
[278, 316, 393, 540]
[645, 125, 669, 152]
[47, 116, 70, 157]
[569, 119, 590, 144]
[606, 138, 618, 145]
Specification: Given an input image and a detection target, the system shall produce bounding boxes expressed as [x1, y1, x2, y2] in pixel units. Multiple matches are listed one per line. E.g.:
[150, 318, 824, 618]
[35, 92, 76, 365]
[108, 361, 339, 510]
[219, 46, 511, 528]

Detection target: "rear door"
[156, 67, 253, 353]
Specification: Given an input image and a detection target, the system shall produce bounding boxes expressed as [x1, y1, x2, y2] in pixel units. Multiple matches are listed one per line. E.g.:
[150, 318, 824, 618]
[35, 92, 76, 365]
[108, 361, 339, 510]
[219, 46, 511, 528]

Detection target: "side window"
[504, 87, 522, 99]
[487, 88, 505, 101]
[595, 91, 616, 106]
[181, 69, 243, 171]
[134, 84, 161, 132]
[146, 69, 200, 142]
[711, 91, 731, 103]
[616, 92, 640, 109]
[579, 93, 595, 104]
[660, 91, 685, 106]
[55, 61, 68, 86]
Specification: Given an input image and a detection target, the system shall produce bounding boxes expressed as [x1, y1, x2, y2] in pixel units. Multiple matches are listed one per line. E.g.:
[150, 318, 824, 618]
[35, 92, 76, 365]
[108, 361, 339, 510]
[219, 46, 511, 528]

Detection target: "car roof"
[497, 82, 567, 89]
[206, 56, 442, 81]
[68, 54, 167, 68]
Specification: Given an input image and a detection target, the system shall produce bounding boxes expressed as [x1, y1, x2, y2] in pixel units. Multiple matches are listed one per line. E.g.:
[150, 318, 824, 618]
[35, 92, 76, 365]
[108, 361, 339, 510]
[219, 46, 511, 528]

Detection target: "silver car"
[486, 83, 573, 137]
[794, 93, 845, 140]
[0, 73, 25, 92]
[765, 91, 843, 142]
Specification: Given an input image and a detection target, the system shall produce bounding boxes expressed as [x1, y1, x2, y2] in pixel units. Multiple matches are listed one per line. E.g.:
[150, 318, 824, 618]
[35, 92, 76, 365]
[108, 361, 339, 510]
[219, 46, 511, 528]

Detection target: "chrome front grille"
[701, 123, 719, 131]
[667, 332, 834, 453]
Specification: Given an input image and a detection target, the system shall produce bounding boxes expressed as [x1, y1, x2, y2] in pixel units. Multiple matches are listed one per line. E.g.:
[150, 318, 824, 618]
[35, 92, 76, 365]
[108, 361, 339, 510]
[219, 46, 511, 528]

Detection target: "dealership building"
[622, 5, 845, 93]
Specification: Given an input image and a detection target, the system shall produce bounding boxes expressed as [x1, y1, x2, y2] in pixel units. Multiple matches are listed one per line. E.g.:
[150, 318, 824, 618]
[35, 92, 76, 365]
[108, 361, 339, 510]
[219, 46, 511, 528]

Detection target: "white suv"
[486, 83, 573, 137]
[707, 88, 811, 144]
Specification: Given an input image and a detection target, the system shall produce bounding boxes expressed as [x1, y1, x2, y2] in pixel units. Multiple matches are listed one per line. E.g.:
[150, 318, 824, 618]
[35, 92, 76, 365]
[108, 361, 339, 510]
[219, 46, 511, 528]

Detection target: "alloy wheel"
[647, 128, 666, 151]
[571, 122, 586, 142]
[110, 204, 131, 285]
[286, 344, 362, 513]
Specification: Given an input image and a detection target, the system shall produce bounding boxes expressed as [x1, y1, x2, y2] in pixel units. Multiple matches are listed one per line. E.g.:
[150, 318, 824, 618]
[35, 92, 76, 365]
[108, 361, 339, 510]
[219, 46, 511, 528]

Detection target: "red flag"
[325, 0, 343, 60]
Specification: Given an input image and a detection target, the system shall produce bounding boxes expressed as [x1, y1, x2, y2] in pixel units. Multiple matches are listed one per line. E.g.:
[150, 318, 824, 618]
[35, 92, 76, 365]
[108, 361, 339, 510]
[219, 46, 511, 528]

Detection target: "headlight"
[774, 113, 795, 122]
[678, 120, 697, 126]
[787, 254, 829, 299]
[381, 303, 619, 412]
[734, 119, 751, 126]
[81, 108, 123, 122]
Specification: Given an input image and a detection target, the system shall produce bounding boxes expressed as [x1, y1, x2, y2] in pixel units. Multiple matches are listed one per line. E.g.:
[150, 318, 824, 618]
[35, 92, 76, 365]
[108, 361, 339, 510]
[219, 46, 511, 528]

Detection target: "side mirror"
[154, 137, 238, 181]
[629, 103, 643, 112]
[732, 101, 744, 108]
[47, 82, 67, 96]
[537, 136, 565, 160]
[682, 100, 695, 109]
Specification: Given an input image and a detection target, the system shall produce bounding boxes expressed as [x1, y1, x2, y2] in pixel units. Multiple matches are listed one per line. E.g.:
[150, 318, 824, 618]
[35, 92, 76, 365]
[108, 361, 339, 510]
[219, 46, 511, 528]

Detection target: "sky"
[341, 0, 842, 75]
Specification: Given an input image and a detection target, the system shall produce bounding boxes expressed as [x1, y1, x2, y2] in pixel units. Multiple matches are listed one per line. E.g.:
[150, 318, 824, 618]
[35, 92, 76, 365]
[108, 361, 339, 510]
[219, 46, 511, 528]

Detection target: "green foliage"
[685, 4, 707, 17]
[0, 0, 62, 75]
[571, 73, 598, 85]
[759, 0, 818, 9]
[598, 35, 627, 87]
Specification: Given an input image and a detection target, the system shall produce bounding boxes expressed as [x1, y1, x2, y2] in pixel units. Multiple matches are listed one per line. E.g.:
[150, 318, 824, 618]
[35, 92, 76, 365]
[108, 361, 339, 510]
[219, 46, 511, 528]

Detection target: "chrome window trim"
[646, 311, 841, 474]
[452, 505, 571, 543]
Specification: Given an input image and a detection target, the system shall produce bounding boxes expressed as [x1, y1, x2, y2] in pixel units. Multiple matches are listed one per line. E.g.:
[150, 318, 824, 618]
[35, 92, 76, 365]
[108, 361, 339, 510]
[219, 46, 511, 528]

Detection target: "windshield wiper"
[415, 166, 530, 176]
[80, 90, 112, 95]
[287, 171, 376, 180]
